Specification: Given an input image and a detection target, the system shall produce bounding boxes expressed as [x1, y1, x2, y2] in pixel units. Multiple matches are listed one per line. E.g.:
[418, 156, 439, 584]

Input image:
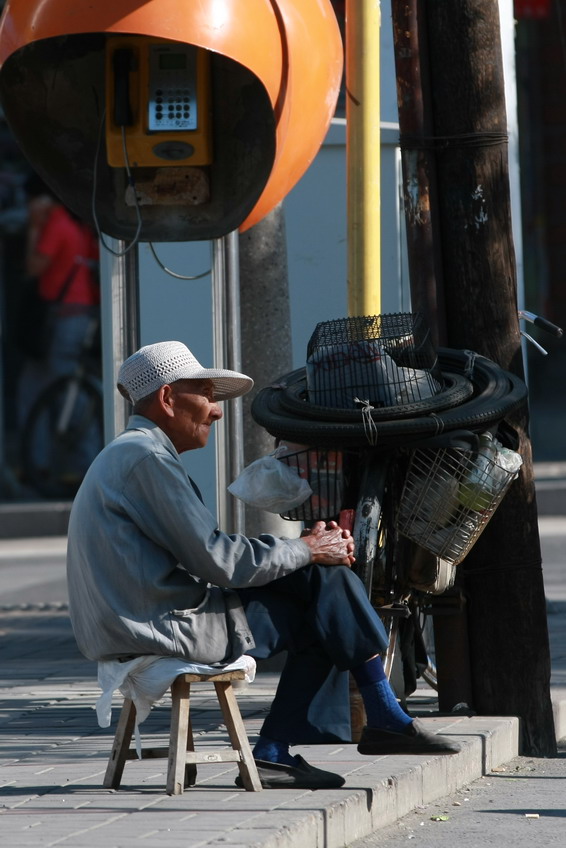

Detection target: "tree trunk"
[391, 0, 445, 346]
[391, 0, 476, 714]
[238, 203, 297, 540]
[424, 0, 555, 755]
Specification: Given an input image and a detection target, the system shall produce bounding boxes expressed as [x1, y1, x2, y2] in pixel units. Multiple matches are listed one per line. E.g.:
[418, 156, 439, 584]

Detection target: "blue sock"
[351, 656, 413, 733]
[253, 736, 298, 766]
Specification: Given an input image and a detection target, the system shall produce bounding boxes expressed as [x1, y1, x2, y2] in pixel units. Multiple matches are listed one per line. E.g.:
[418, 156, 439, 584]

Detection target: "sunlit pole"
[346, 0, 381, 317]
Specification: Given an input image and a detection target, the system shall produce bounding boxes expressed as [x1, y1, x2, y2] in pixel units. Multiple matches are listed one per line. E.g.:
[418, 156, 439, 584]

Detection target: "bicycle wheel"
[350, 456, 445, 698]
[410, 594, 438, 691]
[350, 452, 406, 680]
[21, 374, 103, 498]
[351, 454, 389, 596]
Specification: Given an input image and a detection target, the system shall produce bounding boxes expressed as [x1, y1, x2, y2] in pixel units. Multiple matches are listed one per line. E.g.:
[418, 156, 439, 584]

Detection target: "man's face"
[168, 378, 222, 452]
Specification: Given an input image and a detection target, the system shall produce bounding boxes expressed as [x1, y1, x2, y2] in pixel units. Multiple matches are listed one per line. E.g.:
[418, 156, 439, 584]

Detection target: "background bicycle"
[20, 315, 103, 499]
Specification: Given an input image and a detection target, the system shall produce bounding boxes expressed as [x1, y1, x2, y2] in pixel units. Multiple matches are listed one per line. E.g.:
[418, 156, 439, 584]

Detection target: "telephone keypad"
[148, 46, 198, 132]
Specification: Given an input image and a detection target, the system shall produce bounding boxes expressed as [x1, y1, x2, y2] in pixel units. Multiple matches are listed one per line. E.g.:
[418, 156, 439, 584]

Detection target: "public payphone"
[105, 37, 212, 168]
[0, 0, 341, 240]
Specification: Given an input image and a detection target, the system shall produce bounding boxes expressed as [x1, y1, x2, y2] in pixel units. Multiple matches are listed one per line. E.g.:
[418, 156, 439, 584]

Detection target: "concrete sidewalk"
[0, 520, 564, 848]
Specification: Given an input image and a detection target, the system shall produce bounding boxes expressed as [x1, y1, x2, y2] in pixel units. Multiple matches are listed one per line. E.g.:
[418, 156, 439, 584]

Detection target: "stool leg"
[215, 682, 262, 791]
[167, 677, 191, 795]
[103, 699, 136, 789]
[184, 714, 197, 788]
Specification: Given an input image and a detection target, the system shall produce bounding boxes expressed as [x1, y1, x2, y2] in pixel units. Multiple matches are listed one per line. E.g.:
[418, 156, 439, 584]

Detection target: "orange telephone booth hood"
[0, 0, 342, 240]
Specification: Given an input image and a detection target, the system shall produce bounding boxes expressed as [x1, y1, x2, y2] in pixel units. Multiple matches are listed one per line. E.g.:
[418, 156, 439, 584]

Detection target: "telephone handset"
[105, 37, 212, 168]
[112, 48, 134, 128]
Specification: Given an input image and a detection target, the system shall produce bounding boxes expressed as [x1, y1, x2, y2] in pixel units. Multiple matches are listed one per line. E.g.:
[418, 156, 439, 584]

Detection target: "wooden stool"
[103, 670, 262, 794]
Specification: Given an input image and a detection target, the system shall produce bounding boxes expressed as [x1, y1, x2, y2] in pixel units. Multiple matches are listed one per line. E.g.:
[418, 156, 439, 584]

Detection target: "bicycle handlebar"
[519, 310, 563, 338]
[518, 310, 563, 356]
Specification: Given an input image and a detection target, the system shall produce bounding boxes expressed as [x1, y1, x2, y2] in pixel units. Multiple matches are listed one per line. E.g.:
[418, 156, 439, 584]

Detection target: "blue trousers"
[237, 564, 389, 745]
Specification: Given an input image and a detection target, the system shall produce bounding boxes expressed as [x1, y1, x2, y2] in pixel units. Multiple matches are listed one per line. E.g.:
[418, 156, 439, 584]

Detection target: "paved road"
[0, 537, 67, 607]
[350, 741, 566, 847]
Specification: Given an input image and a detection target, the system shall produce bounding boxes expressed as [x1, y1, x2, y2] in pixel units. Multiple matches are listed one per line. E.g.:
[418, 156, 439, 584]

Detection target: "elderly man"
[67, 341, 459, 790]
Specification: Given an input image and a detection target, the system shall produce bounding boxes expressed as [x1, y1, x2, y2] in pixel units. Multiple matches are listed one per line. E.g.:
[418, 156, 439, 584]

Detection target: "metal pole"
[346, 0, 382, 317]
[102, 240, 140, 442]
[212, 232, 244, 534]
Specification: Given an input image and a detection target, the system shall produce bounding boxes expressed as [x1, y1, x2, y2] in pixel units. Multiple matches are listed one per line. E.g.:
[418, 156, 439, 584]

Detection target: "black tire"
[21, 374, 103, 499]
[251, 350, 527, 448]
[278, 370, 474, 422]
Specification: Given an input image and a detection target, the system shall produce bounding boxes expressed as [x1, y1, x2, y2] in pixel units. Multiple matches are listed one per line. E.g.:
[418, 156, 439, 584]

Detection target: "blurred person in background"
[16, 175, 100, 488]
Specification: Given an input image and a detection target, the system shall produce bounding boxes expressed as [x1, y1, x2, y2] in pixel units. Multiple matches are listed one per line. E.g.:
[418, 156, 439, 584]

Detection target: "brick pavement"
[0, 605, 521, 848]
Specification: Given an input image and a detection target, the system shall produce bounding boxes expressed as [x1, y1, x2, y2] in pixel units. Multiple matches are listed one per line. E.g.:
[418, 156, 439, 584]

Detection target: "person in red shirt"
[28, 202, 99, 309]
[17, 175, 101, 486]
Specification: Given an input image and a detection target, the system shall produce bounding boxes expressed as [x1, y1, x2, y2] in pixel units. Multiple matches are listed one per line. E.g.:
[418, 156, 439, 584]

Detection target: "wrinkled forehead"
[172, 377, 215, 395]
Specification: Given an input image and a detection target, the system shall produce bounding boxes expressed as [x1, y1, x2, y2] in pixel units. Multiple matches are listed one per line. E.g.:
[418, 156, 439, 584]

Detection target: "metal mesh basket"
[276, 445, 344, 521]
[396, 444, 519, 564]
[305, 313, 444, 409]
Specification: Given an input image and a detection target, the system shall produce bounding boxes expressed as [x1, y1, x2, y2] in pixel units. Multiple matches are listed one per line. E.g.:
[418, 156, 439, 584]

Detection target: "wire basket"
[276, 444, 345, 522]
[396, 444, 519, 564]
[305, 313, 444, 410]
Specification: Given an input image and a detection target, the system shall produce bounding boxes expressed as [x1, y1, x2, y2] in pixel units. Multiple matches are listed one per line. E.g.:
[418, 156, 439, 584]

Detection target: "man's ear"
[158, 384, 176, 417]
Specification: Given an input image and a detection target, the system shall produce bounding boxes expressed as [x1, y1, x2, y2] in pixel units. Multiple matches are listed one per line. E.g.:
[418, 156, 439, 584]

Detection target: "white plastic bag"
[306, 340, 441, 408]
[228, 452, 313, 513]
[458, 432, 523, 511]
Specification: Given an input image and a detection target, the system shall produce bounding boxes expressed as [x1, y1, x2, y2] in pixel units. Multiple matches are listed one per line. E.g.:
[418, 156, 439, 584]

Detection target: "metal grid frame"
[277, 447, 345, 521]
[396, 446, 519, 564]
[305, 313, 444, 410]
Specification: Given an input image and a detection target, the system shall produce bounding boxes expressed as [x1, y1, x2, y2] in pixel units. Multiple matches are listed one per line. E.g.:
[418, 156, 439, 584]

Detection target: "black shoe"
[357, 720, 461, 755]
[235, 755, 345, 789]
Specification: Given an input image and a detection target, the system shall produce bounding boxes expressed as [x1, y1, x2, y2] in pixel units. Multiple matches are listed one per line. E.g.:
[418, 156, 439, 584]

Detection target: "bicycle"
[251, 311, 559, 711]
[20, 315, 104, 499]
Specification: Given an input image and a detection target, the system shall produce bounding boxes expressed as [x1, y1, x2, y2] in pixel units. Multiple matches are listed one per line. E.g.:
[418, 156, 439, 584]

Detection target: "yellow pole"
[346, 0, 381, 317]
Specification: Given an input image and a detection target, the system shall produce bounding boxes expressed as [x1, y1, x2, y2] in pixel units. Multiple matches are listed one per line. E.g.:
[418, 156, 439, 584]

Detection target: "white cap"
[117, 341, 253, 403]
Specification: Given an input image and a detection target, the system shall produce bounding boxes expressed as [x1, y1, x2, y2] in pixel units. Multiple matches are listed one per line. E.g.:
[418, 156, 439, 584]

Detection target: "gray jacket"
[66, 416, 311, 663]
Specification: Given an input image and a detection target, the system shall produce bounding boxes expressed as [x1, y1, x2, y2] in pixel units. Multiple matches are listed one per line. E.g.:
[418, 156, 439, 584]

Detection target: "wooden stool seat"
[103, 670, 262, 794]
